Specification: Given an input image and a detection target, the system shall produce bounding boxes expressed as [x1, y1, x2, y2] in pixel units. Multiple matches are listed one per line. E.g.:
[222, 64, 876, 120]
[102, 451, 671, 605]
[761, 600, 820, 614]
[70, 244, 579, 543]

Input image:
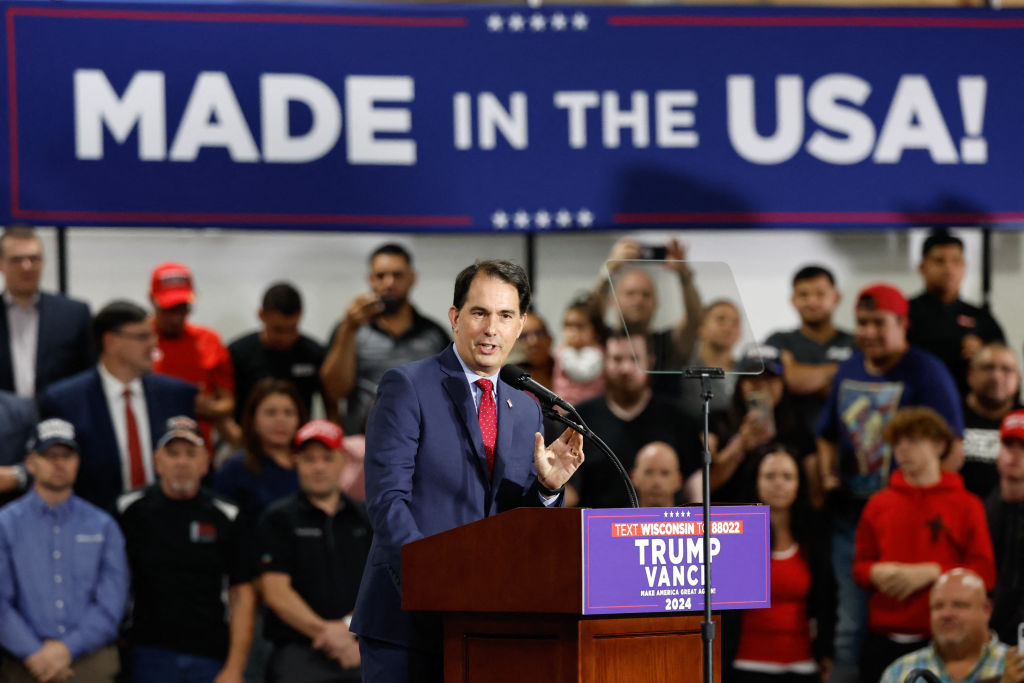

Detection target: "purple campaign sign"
[582, 506, 770, 615]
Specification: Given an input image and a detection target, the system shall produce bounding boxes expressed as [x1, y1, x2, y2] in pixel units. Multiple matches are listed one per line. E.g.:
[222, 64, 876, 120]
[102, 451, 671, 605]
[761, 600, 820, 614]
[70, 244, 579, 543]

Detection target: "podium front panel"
[582, 506, 770, 616]
[579, 615, 720, 683]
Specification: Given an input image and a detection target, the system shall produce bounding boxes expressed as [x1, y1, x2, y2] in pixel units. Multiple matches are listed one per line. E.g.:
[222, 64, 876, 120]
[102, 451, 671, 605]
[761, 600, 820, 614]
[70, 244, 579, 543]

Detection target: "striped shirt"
[880, 635, 1008, 683]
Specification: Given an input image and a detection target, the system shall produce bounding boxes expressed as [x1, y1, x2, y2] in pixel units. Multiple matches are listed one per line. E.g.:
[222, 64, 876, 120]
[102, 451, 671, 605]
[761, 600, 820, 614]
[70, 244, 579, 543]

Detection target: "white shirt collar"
[97, 361, 144, 402]
[3, 291, 40, 309]
[452, 344, 500, 393]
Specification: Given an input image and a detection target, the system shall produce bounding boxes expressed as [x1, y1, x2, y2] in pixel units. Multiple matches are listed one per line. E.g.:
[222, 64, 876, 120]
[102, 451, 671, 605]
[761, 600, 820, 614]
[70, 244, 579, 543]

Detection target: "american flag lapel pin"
[506, 399, 513, 408]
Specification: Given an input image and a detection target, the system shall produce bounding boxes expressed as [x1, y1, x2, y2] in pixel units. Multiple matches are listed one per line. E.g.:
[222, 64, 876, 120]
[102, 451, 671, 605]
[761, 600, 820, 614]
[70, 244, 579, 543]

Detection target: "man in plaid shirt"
[880, 569, 1024, 683]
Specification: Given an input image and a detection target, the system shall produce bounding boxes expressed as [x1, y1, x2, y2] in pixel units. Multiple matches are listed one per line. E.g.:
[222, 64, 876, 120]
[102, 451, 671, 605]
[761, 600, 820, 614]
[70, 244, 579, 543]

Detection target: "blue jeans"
[831, 518, 869, 673]
[130, 645, 224, 683]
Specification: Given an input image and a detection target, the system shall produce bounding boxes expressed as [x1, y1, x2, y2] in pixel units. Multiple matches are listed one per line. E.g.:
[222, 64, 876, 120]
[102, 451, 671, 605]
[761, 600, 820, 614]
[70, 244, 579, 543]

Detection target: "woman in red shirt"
[732, 447, 836, 683]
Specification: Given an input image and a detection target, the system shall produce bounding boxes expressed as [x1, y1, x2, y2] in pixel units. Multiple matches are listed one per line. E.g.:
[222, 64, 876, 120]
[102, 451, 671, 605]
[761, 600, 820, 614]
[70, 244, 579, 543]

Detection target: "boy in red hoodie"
[853, 406, 995, 683]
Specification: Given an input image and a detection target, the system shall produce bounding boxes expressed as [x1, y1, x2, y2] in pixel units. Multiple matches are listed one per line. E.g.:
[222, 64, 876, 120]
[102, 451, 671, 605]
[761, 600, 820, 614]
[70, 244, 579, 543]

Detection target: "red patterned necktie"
[123, 388, 146, 489]
[475, 378, 496, 476]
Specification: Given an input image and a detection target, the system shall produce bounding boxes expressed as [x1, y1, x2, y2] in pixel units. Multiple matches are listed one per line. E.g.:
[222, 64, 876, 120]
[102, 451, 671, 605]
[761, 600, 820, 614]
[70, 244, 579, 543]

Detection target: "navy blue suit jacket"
[38, 368, 197, 511]
[0, 390, 36, 506]
[351, 346, 555, 651]
[0, 292, 93, 396]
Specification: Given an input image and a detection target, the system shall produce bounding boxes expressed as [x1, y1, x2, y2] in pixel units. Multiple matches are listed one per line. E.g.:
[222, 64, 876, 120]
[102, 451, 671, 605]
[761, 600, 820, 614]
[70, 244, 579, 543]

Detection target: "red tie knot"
[475, 378, 493, 394]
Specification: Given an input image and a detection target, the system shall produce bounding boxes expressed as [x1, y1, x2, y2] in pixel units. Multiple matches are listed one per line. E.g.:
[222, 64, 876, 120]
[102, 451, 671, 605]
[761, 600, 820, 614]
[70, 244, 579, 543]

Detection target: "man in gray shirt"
[320, 244, 449, 434]
[765, 265, 855, 434]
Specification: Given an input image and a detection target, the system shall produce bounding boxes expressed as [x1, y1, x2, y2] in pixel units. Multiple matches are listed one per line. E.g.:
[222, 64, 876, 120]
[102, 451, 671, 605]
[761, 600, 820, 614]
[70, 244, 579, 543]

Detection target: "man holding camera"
[321, 244, 449, 434]
[594, 237, 703, 401]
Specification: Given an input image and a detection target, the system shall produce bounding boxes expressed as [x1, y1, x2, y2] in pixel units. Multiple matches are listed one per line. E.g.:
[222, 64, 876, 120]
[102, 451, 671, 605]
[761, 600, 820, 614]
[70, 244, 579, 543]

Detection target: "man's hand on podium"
[534, 427, 584, 491]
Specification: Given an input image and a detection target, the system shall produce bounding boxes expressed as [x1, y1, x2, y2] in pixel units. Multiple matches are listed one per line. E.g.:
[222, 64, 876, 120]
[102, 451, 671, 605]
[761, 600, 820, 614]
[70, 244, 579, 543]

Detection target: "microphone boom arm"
[542, 405, 639, 509]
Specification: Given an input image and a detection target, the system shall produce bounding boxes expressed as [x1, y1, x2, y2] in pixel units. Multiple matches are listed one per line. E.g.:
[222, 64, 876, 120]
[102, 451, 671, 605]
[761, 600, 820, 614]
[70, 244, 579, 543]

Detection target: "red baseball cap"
[150, 262, 195, 309]
[294, 420, 344, 451]
[1000, 410, 1024, 443]
[856, 283, 908, 317]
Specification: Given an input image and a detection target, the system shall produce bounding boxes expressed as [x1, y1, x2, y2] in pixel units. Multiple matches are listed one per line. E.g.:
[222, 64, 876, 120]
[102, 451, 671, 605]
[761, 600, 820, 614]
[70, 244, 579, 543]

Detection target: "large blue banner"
[3, 2, 1024, 231]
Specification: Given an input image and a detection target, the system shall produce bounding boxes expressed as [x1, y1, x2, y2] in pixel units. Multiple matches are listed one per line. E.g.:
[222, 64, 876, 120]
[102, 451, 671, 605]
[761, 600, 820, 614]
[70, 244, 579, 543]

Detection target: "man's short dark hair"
[93, 300, 148, 352]
[605, 327, 654, 363]
[452, 260, 531, 314]
[922, 229, 963, 259]
[370, 243, 412, 266]
[0, 224, 38, 258]
[792, 265, 836, 287]
[261, 282, 303, 317]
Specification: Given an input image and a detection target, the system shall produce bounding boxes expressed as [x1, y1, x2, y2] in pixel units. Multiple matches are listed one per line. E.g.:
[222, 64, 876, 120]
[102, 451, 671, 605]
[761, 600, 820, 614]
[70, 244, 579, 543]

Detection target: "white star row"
[485, 11, 589, 33]
[491, 208, 594, 230]
[662, 510, 694, 518]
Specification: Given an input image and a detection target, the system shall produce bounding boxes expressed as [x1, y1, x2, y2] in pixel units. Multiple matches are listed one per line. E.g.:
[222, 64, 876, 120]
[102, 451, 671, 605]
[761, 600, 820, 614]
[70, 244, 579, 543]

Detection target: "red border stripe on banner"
[5, 5, 469, 225]
[7, 6, 468, 27]
[607, 15, 1024, 28]
[10, 209, 474, 226]
[614, 211, 1024, 225]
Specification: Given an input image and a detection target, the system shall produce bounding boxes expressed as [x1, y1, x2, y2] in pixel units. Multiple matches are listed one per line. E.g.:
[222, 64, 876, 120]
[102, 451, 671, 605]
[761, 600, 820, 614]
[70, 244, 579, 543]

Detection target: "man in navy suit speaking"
[352, 260, 585, 682]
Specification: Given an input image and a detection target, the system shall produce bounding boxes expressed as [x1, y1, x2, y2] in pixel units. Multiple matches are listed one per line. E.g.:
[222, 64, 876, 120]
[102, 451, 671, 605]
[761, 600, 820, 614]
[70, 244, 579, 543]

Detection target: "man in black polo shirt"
[116, 416, 256, 683]
[257, 420, 372, 683]
[320, 244, 449, 434]
[229, 282, 331, 422]
[908, 229, 1005, 397]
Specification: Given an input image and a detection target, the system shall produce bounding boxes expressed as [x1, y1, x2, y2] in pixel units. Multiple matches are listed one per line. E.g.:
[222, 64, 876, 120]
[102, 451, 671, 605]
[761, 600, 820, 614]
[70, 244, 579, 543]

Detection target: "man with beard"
[0, 418, 127, 682]
[879, 569, 1022, 683]
[568, 330, 702, 508]
[766, 265, 855, 433]
[149, 262, 237, 448]
[961, 344, 1022, 499]
[321, 244, 449, 434]
[816, 283, 963, 682]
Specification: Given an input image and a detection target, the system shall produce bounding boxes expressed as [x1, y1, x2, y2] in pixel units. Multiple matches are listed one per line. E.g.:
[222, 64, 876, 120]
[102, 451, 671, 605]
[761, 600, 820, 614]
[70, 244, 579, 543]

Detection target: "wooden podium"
[403, 507, 721, 683]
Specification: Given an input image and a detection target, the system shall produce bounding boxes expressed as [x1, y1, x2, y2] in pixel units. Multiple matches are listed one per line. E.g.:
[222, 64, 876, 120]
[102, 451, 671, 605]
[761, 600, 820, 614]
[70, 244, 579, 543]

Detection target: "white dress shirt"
[451, 345, 558, 505]
[97, 363, 154, 489]
[4, 292, 39, 398]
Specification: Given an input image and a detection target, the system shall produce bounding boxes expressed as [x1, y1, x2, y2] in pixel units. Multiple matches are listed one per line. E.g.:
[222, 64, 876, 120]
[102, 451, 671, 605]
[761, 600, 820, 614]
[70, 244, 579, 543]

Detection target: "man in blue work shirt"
[0, 418, 128, 682]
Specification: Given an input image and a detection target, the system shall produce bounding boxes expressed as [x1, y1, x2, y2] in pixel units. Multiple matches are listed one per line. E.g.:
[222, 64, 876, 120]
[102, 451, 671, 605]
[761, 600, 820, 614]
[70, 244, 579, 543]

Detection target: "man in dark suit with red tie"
[351, 260, 585, 682]
[38, 301, 196, 511]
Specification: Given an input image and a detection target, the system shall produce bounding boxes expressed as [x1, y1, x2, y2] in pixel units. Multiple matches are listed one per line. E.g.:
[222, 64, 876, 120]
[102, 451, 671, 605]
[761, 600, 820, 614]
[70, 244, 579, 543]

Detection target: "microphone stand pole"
[542, 406, 638, 509]
[683, 366, 725, 683]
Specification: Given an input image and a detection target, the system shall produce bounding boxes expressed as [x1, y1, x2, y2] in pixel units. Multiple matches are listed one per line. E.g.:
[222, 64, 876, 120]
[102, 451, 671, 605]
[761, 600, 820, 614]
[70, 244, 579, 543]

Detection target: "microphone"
[499, 365, 575, 413]
[502, 363, 638, 508]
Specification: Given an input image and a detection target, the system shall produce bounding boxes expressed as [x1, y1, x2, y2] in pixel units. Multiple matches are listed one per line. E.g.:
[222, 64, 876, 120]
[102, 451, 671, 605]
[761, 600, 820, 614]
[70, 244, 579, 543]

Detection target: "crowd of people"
[0, 223, 1020, 683]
